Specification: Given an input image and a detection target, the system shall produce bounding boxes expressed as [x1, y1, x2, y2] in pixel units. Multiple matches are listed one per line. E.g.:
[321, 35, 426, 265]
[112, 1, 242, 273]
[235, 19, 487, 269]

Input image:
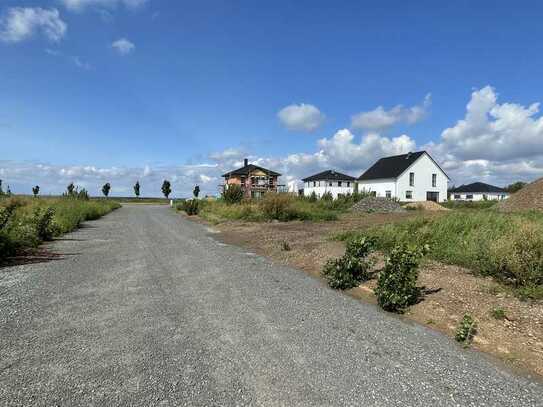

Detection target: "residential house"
[449, 182, 508, 201]
[222, 159, 281, 198]
[302, 170, 355, 199]
[357, 151, 449, 202]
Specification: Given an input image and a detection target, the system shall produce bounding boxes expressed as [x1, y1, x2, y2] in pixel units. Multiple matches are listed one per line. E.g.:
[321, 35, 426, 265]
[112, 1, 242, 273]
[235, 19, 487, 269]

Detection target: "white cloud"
[351, 94, 431, 131]
[277, 103, 325, 132]
[60, 0, 148, 12]
[111, 38, 135, 55]
[0, 7, 67, 43]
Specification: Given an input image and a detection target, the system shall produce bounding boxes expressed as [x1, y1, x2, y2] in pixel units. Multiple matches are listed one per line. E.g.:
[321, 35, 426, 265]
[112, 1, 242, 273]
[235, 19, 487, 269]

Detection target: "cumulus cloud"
[277, 103, 325, 132]
[60, 0, 148, 11]
[351, 94, 431, 131]
[0, 7, 67, 43]
[111, 38, 135, 55]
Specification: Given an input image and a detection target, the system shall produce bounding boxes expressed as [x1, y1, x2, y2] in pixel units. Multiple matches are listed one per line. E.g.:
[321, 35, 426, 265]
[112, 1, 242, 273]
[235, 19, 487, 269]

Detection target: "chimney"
[244, 158, 248, 167]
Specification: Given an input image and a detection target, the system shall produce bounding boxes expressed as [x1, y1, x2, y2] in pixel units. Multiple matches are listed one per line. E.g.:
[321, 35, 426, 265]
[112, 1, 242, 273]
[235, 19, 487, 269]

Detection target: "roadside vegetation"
[0, 194, 120, 262]
[337, 210, 543, 300]
[440, 200, 498, 210]
[180, 187, 371, 223]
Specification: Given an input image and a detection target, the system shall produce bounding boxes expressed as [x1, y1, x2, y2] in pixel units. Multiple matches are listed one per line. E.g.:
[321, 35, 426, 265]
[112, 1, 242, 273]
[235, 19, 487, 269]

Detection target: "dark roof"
[358, 151, 425, 180]
[302, 170, 356, 182]
[449, 182, 507, 194]
[222, 164, 281, 178]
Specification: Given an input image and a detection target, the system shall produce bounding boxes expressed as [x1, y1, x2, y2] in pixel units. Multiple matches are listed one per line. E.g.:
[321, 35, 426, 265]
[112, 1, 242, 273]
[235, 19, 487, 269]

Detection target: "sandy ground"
[193, 211, 543, 379]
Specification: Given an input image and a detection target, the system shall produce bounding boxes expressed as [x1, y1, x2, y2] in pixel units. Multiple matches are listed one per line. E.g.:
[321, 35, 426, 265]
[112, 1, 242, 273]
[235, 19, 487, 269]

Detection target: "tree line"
[0, 179, 201, 199]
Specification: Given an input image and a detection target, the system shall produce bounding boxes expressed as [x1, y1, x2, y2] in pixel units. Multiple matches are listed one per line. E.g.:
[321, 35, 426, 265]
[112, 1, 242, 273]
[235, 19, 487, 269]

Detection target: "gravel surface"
[1, 204, 542, 406]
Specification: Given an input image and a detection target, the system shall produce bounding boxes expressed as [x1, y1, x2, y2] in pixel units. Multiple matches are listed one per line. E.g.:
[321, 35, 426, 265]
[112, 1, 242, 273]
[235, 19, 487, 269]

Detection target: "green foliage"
[321, 191, 333, 201]
[375, 244, 429, 313]
[0, 197, 120, 262]
[193, 185, 200, 198]
[308, 191, 317, 202]
[0, 179, 3, 195]
[322, 236, 375, 290]
[505, 181, 527, 193]
[455, 314, 477, 345]
[222, 184, 244, 204]
[161, 180, 172, 198]
[134, 181, 141, 197]
[102, 183, 111, 197]
[32, 185, 40, 197]
[490, 307, 506, 320]
[66, 182, 75, 196]
[346, 211, 543, 296]
[280, 240, 291, 251]
[182, 199, 199, 216]
[441, 200, 497, 210]
[31, 207, 56, 241]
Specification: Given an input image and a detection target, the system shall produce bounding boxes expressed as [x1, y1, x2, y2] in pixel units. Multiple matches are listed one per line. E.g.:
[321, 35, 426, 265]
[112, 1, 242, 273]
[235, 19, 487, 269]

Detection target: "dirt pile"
[351, 197, 405, 213]
[403, 201, 450, 211]
[497, 177, 543, 212]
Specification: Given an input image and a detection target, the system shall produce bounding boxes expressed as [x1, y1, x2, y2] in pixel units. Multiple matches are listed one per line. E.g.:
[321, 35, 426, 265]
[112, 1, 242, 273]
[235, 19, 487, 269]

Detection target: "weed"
[222, 184, 244, 204]
[280, 240, 291, 251]
[455, 314, 477, 345]
[490, 307, 507, 320]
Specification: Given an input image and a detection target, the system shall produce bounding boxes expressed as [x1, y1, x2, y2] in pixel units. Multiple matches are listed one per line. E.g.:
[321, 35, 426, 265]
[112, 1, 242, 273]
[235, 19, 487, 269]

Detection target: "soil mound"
[352, 197, 405, 213]
[403, 201, 450, 211]
[497, 177, 543, 212]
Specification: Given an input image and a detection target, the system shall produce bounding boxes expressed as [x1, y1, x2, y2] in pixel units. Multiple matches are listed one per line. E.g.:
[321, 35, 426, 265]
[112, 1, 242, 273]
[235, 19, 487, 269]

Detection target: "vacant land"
[2, 205, 542, 405]
[0, 196, 120, 262]
[199, 209, 543, 378]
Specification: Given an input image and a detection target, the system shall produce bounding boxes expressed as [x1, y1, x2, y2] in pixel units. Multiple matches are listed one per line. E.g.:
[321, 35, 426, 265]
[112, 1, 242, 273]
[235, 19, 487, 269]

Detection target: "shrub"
[182, 199, 199, 216]
[321, 191, 333, 201]
[455, 314, 477, 345]
[259, 192, 295, 220]
[375, 244, 429, 313]
[280, 240, 291, 251]
[322, 236, 375, 289]
[31, 207, 56, 241]
[222, 184, 244, 204]
[308, 191, 317, 202]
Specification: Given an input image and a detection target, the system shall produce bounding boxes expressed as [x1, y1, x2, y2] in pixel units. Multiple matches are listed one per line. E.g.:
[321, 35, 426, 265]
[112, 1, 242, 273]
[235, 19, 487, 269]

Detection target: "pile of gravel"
[497, 177, 543, 212]
[351, 196, 405, 213]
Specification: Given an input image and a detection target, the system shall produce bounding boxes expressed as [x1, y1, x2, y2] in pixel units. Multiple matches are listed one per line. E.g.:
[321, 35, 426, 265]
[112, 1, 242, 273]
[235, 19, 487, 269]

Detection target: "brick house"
[222, 159, 282, 198]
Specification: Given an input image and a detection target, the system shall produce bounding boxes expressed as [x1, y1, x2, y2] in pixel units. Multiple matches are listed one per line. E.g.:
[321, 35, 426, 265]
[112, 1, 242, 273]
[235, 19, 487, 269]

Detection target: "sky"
[1, 0, 543, 197]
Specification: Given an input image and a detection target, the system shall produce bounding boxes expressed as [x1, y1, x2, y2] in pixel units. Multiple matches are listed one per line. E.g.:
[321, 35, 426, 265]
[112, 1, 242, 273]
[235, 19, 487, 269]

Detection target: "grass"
[440, 200, 498, 210]
[336, 209, 543, 300]
[186, 192, 367, 223]
[0, 195, 120, 261]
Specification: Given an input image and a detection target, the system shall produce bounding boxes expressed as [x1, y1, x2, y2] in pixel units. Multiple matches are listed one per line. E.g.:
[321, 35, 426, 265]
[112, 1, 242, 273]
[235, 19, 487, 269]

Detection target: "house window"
[313, 181, 316, 187]
[338, 181, 342, 187]
[432, 174, 437, 187]
[370, 191, 377, 197]
[329, 182, 333, 187]
[409, 172, 415, 187]
[466, 194, 473, 200]
[385, 190, 391, 198]
[454, 194, 461, 199]
[346, 182, 350, 187]
[406, 190, 413, 199]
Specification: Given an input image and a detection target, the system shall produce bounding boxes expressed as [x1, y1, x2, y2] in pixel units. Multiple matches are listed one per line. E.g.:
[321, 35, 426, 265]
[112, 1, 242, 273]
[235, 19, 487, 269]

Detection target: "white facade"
[303, 179, 354, 199]
[450, 192, 508, 201]
[357, 153, 449, 202]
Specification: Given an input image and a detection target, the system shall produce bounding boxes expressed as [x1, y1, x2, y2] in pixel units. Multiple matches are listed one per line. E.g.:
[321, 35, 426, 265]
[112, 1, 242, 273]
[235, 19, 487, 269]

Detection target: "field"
[0, 196, 120, 262]
[188, 203, 543, 377]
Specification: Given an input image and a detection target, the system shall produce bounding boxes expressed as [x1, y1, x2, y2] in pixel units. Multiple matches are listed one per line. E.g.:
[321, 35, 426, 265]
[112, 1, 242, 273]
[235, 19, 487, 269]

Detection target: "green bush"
[455, 314, 477, 345]
[375, 244, 428, 313]
[31, 206, 56, 241]
[222, 184, 244, 204]
[322, 236, 375, 289]
[182, 199, 200, 216]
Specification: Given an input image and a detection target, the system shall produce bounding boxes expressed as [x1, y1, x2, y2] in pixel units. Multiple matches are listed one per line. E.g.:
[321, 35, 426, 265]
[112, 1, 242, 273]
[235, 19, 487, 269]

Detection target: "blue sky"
[1, 0, 543, 197]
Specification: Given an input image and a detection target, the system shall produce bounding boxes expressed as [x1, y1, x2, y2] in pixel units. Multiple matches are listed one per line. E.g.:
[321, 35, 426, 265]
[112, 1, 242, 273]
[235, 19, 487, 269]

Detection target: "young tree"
[32, 185, 40, 197]
[193, 185, 200, 198]
[0, 179, 3, 195]
[134, 181, 141, 198]
[6, 185, 11, 196]
[505, 181, 527, 193]
[67, 182, 75, 196]
[161, 180, 172, 199]
[102, 183, 111, 198]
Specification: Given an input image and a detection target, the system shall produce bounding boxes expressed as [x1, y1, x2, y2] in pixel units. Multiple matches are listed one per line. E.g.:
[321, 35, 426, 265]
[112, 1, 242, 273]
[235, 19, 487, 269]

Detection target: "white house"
[302, 170, 355, 199]
[449, 182, 509, 201]
[357, 151, 449, 202]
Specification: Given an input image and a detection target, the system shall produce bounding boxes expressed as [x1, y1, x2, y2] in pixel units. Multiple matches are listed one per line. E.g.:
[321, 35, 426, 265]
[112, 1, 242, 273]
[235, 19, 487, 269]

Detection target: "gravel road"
[1, 204, 542, 406]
